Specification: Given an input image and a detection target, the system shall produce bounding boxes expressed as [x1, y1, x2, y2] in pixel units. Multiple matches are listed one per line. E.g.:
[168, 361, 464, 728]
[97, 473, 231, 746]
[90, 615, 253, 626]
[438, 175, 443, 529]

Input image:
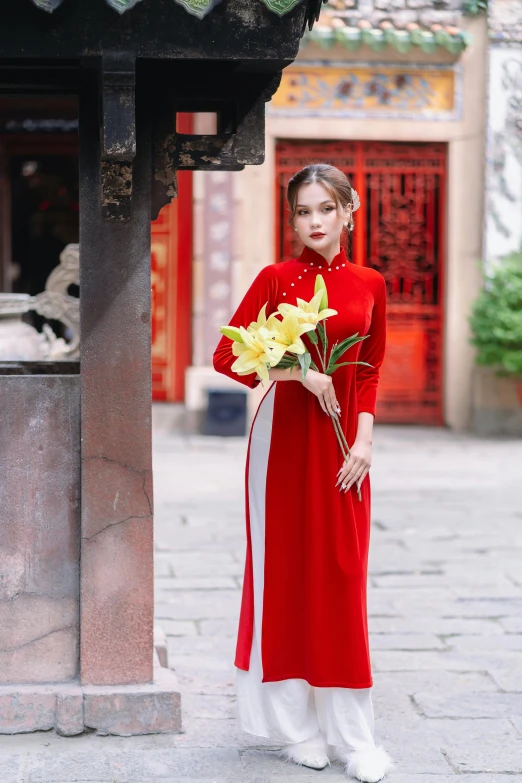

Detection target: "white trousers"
[236, 384, 376, 752]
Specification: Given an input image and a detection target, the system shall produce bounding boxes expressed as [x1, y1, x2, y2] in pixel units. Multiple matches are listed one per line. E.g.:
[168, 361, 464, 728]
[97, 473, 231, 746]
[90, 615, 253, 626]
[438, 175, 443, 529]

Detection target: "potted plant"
[469, 250, 522, 411]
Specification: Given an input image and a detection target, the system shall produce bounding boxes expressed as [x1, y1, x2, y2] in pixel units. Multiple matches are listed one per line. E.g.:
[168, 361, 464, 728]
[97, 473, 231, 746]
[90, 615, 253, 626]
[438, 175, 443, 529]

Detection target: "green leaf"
[328, 333, 368, 369]
[468, 249, 522, 377]
[298, 351, 312, 381]
[316, 321, 327, 350]
[307, 328, 319, 345]
[326, 360, 373, 375]
[276, 355, 300, 369]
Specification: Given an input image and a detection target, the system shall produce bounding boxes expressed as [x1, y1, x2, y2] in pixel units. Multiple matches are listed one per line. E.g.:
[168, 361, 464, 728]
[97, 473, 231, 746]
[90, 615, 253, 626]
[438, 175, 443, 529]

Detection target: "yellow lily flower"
[268, 312, 316, 355]
[278, 288, 338, 326]
[230, 325, 286, 382]
[221, 302, 279, 344]
[246, 303, 271, 336]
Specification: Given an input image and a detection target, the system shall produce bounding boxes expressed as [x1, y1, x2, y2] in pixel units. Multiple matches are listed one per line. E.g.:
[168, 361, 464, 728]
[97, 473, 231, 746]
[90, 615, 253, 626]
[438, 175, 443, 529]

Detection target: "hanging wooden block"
[172, 0, 225, 19]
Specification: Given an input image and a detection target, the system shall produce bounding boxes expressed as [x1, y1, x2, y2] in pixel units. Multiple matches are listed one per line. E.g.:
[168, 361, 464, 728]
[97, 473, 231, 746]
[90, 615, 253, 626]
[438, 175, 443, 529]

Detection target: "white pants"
[236, 384, 376, 752]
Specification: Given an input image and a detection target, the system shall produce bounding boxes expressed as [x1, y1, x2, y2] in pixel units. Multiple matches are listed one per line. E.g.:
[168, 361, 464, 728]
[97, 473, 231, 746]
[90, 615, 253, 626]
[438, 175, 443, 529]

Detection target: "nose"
[310, 213, 322, 228]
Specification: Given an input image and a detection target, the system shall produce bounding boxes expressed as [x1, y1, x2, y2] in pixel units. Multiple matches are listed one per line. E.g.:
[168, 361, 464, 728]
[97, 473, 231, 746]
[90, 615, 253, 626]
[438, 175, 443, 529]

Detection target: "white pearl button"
[291, 283, 294, 286]
[342, 264, 345, 267]
[304, 269, 307, 272]
[298, 276, 302, 279]
[282, 292, 286, 296]
[327, 268, 331, 271]
[336, 266, 339, 269]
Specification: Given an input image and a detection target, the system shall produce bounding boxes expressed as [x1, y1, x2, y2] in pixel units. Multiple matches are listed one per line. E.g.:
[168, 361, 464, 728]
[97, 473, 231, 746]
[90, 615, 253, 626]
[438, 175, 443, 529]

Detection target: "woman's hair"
[286, 164, 355, 231]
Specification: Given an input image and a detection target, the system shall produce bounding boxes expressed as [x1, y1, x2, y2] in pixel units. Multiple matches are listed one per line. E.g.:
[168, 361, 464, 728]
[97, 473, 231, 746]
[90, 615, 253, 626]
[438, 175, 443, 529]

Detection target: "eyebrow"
[296, 200, 336, 207]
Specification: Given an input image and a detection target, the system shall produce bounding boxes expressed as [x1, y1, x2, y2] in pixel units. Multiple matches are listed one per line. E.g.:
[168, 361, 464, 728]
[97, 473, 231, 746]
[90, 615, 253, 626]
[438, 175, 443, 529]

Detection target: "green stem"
[316, 323, 362, 502]
[323, 319, 328, 372]
[331, 413, 362, 502]
[333, 413, 351, 457]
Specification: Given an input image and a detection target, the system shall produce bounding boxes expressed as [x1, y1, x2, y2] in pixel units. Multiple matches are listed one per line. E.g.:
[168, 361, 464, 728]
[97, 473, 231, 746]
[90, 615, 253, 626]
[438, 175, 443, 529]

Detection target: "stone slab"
[0, 666, 181, 736]
[0, 375, 80, 685]
[413, 691, 522, 718]
[426, 717, 522, 773]
[28, 748, 241, 782]
[83, 666, 181, 736]
[56, 693, 84, 736]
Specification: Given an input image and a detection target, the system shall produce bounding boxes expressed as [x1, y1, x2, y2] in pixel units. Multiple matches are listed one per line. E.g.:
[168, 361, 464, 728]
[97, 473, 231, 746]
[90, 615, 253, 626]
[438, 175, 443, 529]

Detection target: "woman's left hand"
[335, 438, 372, 493]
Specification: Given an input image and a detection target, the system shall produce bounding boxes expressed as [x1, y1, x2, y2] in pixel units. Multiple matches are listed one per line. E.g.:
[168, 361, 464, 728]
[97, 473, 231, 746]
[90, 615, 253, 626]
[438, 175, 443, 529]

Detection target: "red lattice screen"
[275, 140, 446, 425]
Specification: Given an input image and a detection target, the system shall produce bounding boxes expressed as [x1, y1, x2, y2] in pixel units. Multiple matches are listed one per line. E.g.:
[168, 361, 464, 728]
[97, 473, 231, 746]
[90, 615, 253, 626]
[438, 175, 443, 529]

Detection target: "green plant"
[469, 251, 522, 377]
[462, 0, 488, 15]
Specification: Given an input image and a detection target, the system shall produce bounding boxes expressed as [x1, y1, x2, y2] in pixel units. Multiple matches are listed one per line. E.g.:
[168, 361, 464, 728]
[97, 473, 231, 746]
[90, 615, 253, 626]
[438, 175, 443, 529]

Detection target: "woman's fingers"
[318, 395, 328, 415]
[329, 385, 340, 415]
[336, 457, 355, 486]
[343, 465, 366, 493]
[337, 460, 369, 491]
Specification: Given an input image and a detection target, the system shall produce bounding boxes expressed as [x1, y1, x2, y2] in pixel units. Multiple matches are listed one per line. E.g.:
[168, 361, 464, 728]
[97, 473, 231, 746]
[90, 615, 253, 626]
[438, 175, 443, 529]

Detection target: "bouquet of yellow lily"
[219, 274, 372, 501]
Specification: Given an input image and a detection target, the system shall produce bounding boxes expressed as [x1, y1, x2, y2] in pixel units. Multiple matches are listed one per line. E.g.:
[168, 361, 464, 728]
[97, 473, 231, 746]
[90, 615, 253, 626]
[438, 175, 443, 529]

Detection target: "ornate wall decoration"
[30, 0, 309, 17]
[261, 0, 302, 16]
[485, 48, 522, 271]
[173, 0, 224, 18]
[269, 63, 459, 120]
[202, 171, 234, 365]
[31, 0, 64, 9]
[105, 0, 142, 12]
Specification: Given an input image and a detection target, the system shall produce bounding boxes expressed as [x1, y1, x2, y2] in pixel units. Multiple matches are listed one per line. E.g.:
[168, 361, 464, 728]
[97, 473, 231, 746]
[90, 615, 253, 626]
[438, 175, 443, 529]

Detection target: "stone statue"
[0, 243, 79, 361]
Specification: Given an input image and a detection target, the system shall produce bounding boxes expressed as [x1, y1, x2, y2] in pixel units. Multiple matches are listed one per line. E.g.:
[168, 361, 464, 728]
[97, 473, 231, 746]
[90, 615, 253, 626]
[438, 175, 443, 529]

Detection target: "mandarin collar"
[298, 245, 347, 268]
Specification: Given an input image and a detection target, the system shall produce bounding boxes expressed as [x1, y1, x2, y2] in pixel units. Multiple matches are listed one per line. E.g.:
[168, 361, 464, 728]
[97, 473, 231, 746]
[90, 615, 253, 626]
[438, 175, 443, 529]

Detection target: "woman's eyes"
[297, 207, 334, 216]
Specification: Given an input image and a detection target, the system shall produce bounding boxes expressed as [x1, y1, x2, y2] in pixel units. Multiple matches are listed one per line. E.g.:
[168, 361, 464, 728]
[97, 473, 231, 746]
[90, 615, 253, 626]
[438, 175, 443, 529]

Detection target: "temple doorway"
[275, 139, 446, 425]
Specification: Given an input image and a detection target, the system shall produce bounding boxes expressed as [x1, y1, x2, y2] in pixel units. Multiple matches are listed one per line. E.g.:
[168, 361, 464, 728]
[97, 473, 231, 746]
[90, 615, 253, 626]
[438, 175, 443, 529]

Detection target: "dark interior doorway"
[0, 97, 78, 333]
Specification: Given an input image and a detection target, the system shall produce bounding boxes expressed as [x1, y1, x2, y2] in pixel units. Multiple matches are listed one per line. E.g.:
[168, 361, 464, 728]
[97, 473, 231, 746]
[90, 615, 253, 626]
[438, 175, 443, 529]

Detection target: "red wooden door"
[275, 140, 446, 425]
[151, 168, 193, 402]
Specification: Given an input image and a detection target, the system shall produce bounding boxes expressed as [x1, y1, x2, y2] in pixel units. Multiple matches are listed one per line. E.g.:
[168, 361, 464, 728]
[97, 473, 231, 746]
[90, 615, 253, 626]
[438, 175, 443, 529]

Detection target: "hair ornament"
[351, 188, 361, 212]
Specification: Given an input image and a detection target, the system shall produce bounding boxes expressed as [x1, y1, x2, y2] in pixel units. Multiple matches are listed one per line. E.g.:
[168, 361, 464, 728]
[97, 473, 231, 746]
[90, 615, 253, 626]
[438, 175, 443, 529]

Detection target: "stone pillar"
[79, 67, 154, 686]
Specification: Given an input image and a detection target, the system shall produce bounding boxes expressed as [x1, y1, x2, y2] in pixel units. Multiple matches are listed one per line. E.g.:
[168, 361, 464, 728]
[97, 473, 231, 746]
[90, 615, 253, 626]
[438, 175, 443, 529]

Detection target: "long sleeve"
[212, 263, 279, 389]
[355, 274, 387, 418]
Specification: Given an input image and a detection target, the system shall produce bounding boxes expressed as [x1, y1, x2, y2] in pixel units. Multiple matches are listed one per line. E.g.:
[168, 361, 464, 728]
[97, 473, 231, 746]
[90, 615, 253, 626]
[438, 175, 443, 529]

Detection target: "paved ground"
[2, 423, 522, 781]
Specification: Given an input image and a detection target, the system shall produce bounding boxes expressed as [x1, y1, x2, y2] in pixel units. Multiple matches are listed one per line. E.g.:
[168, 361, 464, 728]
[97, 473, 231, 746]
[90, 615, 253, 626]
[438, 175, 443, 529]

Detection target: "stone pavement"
[1, 423, 522, 781]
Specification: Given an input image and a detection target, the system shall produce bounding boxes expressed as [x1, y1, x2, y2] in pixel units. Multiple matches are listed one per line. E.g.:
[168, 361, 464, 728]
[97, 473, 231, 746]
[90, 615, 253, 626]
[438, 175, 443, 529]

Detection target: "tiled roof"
[303, 2, 471, 54]
[304, 20, 470, 54]
[30, 0, 327, 21]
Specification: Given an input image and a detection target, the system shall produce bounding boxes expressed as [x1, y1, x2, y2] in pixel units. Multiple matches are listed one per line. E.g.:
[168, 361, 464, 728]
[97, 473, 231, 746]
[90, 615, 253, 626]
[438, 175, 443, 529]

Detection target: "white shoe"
[280, 733, 331, 770]
[343, 745, 393, 782]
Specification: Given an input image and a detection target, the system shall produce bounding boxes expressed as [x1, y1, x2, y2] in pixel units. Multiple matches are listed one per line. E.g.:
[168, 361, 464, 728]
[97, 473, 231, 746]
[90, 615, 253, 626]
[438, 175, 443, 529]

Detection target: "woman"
[212, 164, 393, 782]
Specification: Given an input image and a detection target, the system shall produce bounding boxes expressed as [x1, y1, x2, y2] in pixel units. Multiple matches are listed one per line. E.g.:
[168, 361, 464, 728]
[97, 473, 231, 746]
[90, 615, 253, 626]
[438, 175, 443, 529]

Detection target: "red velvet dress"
[212, 245, 387, 688]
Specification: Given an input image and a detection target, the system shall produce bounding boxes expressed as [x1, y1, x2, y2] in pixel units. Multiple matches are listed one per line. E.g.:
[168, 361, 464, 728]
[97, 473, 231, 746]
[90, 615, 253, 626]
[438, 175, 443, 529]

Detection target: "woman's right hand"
[301, 369, 341, 418]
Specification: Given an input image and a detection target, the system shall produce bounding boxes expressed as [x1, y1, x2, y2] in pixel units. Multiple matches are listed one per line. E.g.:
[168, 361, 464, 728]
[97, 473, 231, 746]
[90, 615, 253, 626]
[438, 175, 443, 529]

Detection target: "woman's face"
[293, 181, 350, 257]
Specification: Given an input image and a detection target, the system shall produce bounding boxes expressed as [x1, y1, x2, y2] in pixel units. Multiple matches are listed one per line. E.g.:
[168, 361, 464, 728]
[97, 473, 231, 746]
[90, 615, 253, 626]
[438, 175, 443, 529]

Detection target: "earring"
[344, 221, 348, 227]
